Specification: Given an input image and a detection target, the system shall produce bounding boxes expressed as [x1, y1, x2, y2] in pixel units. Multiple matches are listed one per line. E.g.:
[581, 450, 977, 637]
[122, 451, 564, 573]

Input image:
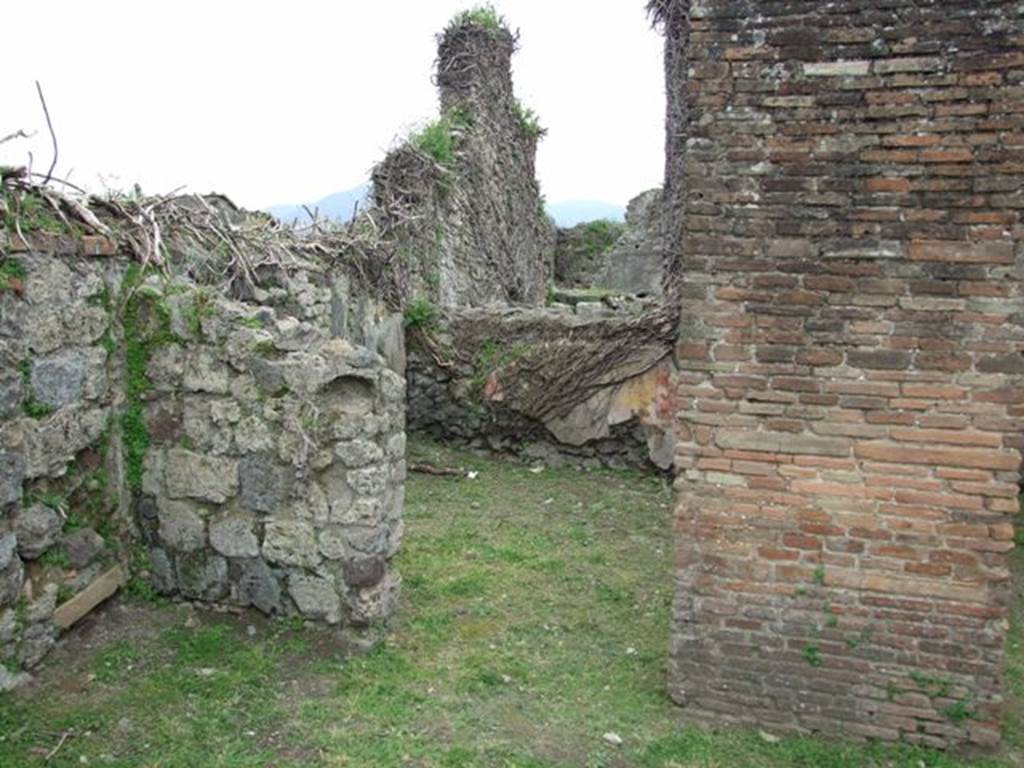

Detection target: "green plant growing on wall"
[404, 297, 439, 331]
[802, 644, 822, 668]
[120, 264, 177, 492]
[18, 358, 54, 420]
[514, 100, 544, 140]
[0, 258, 26, 292]
[449, 4, 506, 34]
[409, 108, 472, 166]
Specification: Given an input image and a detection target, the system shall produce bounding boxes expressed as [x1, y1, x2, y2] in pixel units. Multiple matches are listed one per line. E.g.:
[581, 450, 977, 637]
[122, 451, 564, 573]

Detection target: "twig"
[0, 128, 35, 146]
[410, 463, 463, 477]
[44, 730, 71, 761]
[35, 81, 58, 185]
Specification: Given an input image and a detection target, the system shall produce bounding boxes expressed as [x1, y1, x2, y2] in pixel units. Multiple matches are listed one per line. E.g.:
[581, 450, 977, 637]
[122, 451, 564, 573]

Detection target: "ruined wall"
[373, 14, 555, 309]
[0, 193, 406, 687]
[407, 306, 677, 470]
[667, 0, 1024, 748]
[553, 190, 667, 296]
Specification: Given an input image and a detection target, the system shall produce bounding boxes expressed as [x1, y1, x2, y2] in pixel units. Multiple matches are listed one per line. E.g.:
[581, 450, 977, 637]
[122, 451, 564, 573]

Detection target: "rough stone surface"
[288, 573, 342, 625]
[372, 16, 554, 308]
[407, 307, 677, 470]
[176, 551, 228, 601]
[30, 350, 85, 410]
[209, 517, 260, 559]
[158, 499, 206, 553]
[14, 504, 63, 560]
[164, 449, 239, 504]
[0, 452, 25, 508]
[666, 0, 1023, 749]
[0, 535, 23, 606]
[62, 527, 105, 570]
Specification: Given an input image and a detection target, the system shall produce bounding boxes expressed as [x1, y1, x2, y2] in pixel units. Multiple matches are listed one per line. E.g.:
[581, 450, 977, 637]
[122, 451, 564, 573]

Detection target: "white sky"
[1, 1, 665, 211]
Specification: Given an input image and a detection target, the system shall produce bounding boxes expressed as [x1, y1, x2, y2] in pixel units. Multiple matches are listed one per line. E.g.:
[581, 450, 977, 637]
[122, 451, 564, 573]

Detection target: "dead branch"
[35, 81, 58, 185]
[0, 129, 35, 146]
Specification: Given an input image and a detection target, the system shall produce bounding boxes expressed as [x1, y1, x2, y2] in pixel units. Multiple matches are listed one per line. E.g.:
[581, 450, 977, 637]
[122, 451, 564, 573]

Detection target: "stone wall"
[553, 190, 666, 297]
[0, 202, 406, 687]
[666, 0, 1024, 748]
[407, 306, 677, 470]
[372, 12, 555, 309]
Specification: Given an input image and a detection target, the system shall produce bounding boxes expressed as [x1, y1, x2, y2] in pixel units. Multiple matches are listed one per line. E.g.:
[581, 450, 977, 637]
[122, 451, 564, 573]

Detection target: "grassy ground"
[0, 437, 1021, 767]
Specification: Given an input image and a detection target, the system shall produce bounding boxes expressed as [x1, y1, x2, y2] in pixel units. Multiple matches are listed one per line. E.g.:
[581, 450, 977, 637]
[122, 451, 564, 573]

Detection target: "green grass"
[0, 439, 1019, 766]
[449, 4, 507, 35]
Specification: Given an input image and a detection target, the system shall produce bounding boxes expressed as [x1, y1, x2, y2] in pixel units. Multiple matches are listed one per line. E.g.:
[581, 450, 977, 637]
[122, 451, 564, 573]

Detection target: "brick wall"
[668, 0, 1024, 747]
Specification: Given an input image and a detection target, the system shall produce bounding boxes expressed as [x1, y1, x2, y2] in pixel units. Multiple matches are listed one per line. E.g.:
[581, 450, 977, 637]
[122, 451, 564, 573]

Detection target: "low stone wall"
[406, 306, 677, 470]
[0, 211, 406, 688]
[135, 275, 405, 627]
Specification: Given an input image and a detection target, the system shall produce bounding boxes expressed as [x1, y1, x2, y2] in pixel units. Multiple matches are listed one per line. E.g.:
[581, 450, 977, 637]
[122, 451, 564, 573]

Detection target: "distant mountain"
[266, 183, 371, 225]
[267, 186, 625, 230]
[546, 200, 626, 228]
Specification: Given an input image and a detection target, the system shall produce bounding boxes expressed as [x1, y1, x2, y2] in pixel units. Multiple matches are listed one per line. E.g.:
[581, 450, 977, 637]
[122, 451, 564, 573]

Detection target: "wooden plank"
[52, 565, 126, 630]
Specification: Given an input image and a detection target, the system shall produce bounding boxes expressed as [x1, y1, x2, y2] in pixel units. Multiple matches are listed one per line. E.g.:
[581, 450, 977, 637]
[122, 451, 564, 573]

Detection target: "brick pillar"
[668, 0, 1024, 748]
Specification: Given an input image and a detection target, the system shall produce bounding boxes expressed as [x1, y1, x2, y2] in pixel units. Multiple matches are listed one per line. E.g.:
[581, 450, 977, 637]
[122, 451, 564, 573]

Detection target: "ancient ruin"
[2, 0, 1023, 755]
[660, 0, 1024, 748]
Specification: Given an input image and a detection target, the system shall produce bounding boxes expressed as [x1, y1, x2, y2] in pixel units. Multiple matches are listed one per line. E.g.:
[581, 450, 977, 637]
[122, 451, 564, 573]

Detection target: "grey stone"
[209, 517, 260, 559]
[343, 556, 386, 588]
[157, 499, 206, 553]
[17, 622, 55, 667]
[379, 369, 405, 404]
[0, 534, 18, 572]
[0, 608, 16, 644]
[262, 521, 320, 568]
[30, 350, 84, 409]
[27, 583, 58, 623]
[63, 527, 105, 569]
[239, 453, 293, 513]
[134, 497, 159, 546]
[334, 439, 384, 468]
[21, 405, 108, 478]
[715, 429, 850, 458]
[317, 526, 349, 560]
[0, 376, 22, 419]
[0, 543, 21, 607]
[0, 452, 25, 508]
[0, 665, 33, 693]
[149, 547, 178, 594]
[14, 504, 63, 560]
[164, 449, 239, 504]
[183, 350, 230, 394]
[176, 551, 228, 601]
[288, 574, 341, 624]
[348, 571, 401, 626]
[233, 558, 282, 615]
[347, 465, 388, 496]
[846, 350, 911, 370]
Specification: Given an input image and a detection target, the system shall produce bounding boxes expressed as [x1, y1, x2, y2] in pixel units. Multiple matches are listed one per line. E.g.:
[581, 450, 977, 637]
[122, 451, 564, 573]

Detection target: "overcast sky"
[2, 1, 665, 211]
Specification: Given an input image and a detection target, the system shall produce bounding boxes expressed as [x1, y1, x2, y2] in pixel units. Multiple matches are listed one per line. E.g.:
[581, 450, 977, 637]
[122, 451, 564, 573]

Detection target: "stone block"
[288, 573, 341, 624]
[175, 551, 228, 601]
[157, 498, 206, 553]
[14, 504, 63, 560]
[239, 453, 293, 513]
[209, 517, 260, 559]
[232, 558, 282, 615]
[262, 521, 320, 568]
[30, 350, 84, 410]
[164, 449, 239, 504]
